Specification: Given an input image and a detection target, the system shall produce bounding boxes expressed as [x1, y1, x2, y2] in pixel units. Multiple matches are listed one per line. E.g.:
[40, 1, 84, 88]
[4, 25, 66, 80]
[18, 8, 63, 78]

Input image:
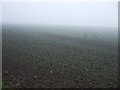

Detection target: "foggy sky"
[2, 2, 118, 28]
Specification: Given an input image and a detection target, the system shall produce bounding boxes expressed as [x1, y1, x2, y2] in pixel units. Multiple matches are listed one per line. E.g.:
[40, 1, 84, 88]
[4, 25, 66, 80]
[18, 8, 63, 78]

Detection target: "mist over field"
[2, 2, 118, 88]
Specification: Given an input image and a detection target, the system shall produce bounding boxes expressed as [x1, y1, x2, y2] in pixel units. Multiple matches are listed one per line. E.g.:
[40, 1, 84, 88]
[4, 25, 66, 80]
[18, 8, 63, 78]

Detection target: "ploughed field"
[2, 25, 118, 88]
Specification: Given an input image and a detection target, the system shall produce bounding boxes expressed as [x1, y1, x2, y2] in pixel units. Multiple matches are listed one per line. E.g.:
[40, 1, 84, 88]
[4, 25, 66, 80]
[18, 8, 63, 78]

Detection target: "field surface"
[2, 25, 118, 88]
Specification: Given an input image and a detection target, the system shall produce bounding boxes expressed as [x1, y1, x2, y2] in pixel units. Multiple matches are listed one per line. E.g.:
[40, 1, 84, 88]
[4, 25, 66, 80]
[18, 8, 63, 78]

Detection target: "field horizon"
[2, 24, 118, 88]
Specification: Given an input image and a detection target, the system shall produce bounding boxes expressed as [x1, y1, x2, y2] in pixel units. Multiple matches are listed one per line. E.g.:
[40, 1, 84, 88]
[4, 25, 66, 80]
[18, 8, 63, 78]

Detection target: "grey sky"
[2, 2, 118, 28]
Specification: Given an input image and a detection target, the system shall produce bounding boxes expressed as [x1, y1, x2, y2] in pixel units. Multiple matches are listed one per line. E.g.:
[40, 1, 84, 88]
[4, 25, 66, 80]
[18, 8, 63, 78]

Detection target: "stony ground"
[2, 25, 118, 88]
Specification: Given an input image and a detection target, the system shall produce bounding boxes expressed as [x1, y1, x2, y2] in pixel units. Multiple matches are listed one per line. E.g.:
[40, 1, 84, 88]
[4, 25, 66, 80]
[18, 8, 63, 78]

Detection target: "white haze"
[2, 2, 118, 28]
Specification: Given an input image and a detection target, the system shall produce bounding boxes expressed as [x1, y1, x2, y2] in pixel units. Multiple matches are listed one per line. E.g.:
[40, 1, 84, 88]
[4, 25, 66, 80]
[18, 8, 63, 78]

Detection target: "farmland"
[2, 25, 118, 88]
